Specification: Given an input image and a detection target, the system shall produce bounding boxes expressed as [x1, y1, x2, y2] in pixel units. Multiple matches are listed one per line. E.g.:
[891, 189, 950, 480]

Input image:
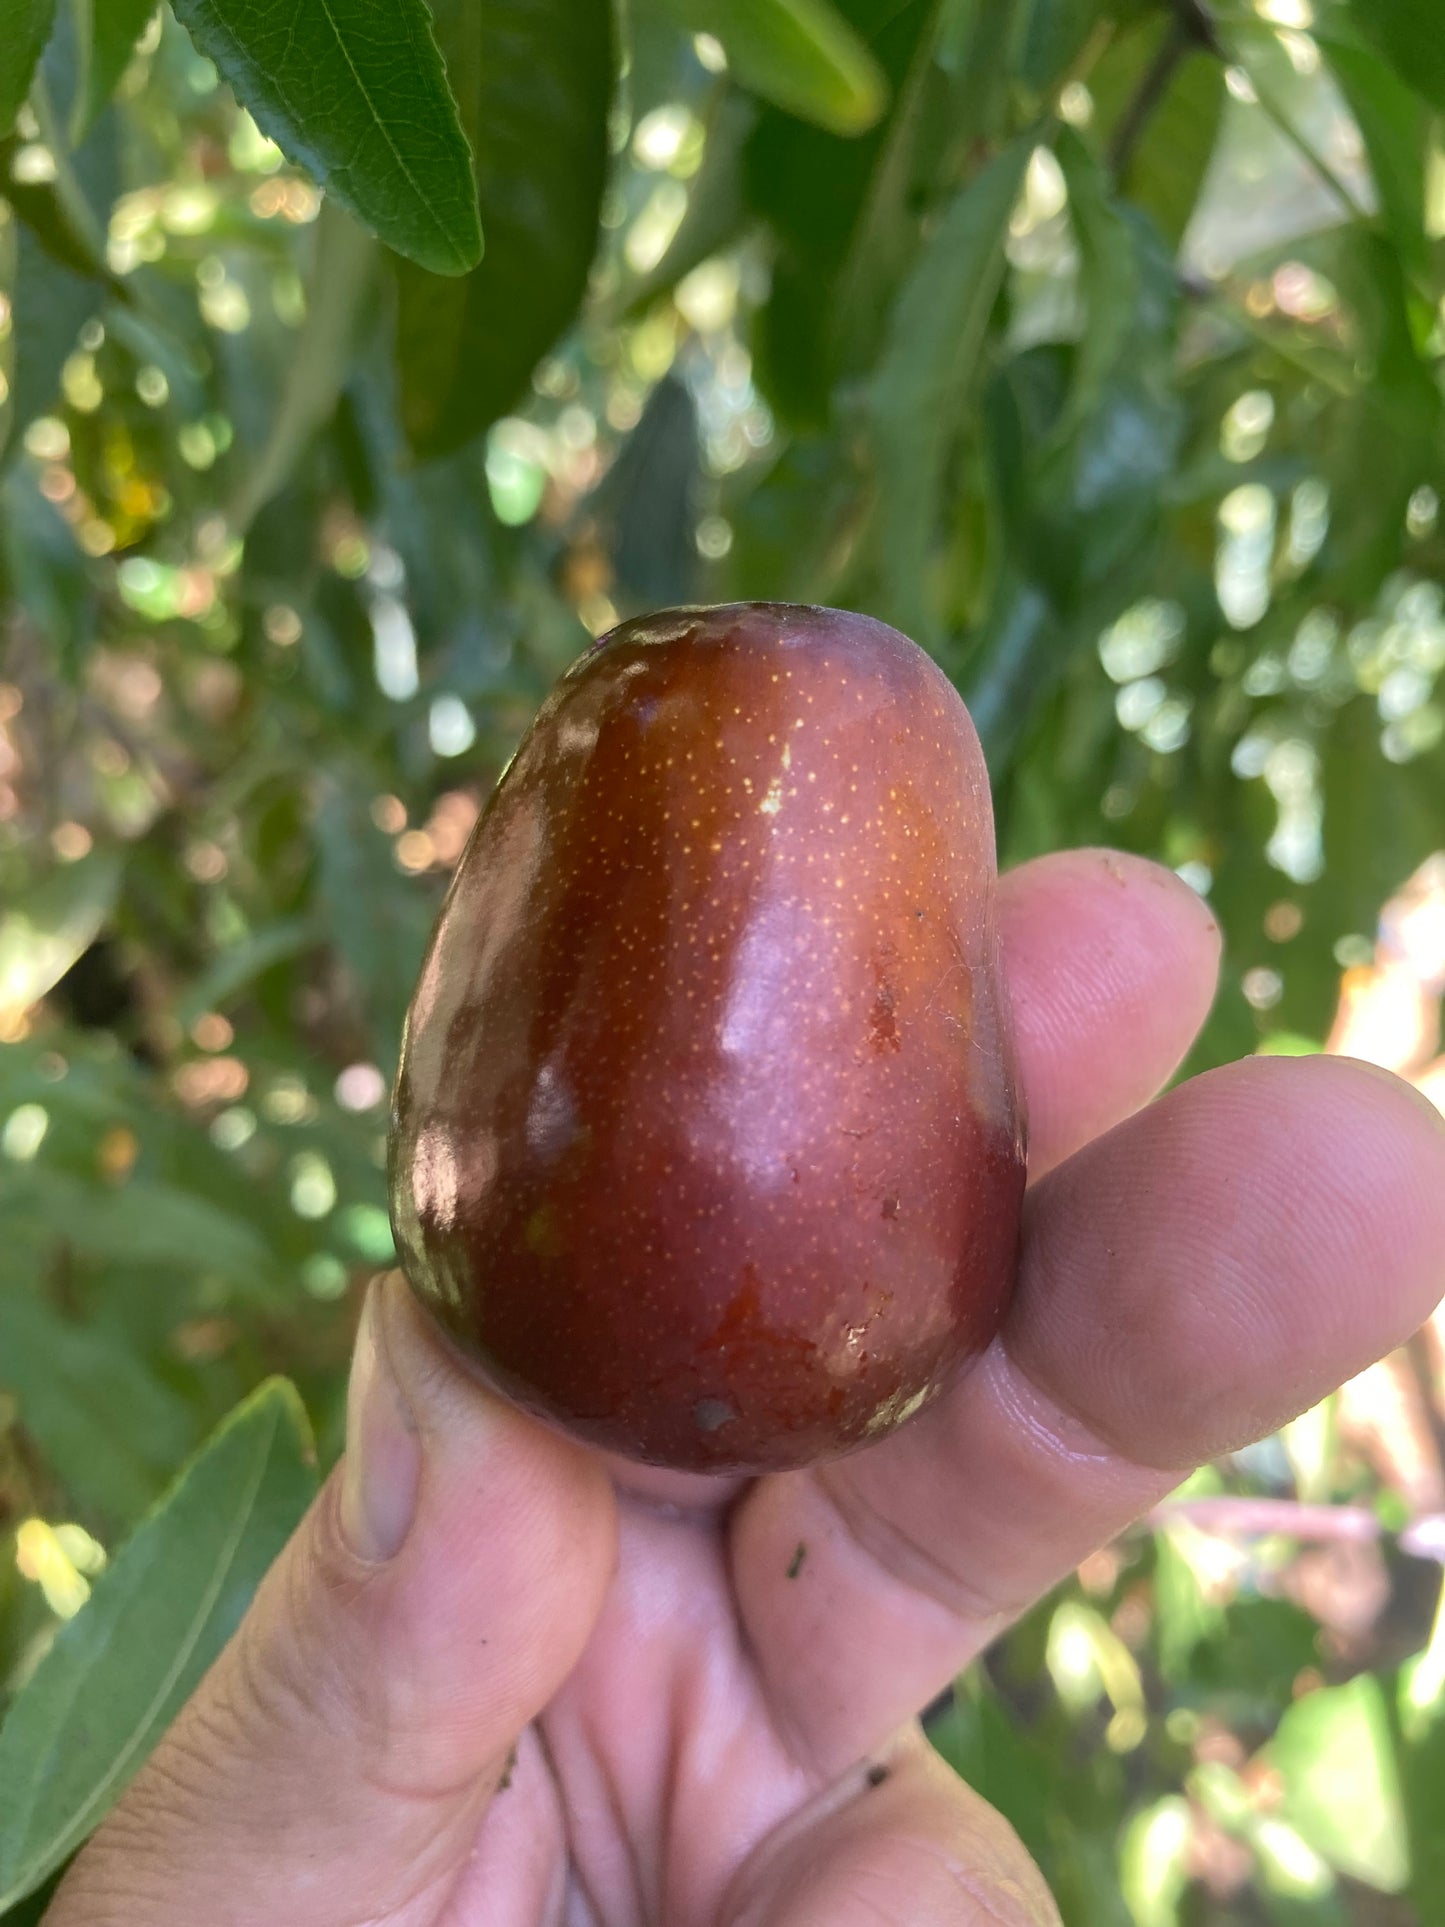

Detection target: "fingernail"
[340, 1275, 422, 1562]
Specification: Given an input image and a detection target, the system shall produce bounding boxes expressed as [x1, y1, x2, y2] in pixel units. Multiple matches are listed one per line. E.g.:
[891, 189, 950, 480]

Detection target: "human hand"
[47, 850, 1445, 1926]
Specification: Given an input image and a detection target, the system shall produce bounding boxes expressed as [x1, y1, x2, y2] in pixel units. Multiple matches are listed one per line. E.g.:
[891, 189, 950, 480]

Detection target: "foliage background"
[1, 0, 1444, 1917]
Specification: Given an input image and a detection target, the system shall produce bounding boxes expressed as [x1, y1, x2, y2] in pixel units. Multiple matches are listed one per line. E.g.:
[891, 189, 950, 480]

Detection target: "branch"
[1150, 1495, 1445, 1564]
[1108, 0, 1221, 182]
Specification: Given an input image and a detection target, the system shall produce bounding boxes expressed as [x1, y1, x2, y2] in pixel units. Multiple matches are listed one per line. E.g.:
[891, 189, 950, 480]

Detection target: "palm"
[466, 1471, 1022, 1925]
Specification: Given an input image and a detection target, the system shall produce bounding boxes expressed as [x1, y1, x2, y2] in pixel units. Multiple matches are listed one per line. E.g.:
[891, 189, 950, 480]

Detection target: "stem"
[1109, 0, 1222, 182]
[1153, 1498, 1384, 1543]
[1152, 1494, 1445, 1564]
[1108, 18, 1189, 181]
[1059, 18, 1116, 107]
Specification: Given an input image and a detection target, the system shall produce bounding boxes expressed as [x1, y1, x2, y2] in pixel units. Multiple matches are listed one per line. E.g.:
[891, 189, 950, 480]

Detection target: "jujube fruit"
[389, 602, 1026, 1472]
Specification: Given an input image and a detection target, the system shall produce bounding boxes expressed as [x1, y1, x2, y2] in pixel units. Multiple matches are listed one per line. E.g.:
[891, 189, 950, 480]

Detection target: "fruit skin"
[389, 603, 1026, 1472]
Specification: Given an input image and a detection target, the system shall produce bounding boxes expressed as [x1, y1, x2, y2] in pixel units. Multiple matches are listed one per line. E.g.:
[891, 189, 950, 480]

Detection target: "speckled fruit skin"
[389, 603, 1026, 1472]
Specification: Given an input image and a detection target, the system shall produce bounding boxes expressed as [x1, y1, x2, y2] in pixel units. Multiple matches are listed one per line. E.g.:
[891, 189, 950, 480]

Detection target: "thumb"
[49, 1273, 618, 1926]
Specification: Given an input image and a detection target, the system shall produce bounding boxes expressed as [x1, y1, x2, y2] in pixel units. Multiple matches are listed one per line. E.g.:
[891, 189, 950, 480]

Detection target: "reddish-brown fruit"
[389, 603, 1026, 1472]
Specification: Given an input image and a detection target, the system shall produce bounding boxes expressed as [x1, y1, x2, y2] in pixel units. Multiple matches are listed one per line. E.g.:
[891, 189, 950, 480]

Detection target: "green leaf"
[0, 1168, 277, 1290]
[1348, 0, 1445, 114]
[1054, 127, 1138, 443]
[961, 572, 1064, 766]
[1398, 1663, 1445, 1925]
[830, 0, 949, 379]
[0, 0, 54, 138]
[746, 0, 946, 424]
[2, 2, 124, 292]
[1012, 0, 1101, 102]
[3, 238, 92, 463]
[394, 0, 613, 459]
[0, 1380, 316, 1909]
[0, 465, 96, 664]
[69, 0, 156, 143]
[1119, 1796, 1192, 1927]
[0, 138, 115, 288]
[1317, 28, 1430, 277]
[0, 852, 121, 1019]
[870, 136, 1030, 643]
[1091, 17, 1225, 247]
[176, 916, 317, 1028]
[663, 0, 887, 134]
[1271, 1675, 1410, 1894]
[611, 93, 755, 324]
[167, 0, 482, 274]
[0, 1291, 199, 1529]
[227, 201, 376, 531]
[313, 771, 432, 1067]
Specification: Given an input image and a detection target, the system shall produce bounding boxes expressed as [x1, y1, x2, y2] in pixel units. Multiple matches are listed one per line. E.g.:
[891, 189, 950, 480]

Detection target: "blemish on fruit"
[868, 972, 900, 1054]
[787, 1541, 807, 1579]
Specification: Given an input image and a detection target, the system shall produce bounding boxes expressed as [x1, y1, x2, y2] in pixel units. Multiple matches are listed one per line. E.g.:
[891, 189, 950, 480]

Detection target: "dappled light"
[0, 0, 1443, 1918]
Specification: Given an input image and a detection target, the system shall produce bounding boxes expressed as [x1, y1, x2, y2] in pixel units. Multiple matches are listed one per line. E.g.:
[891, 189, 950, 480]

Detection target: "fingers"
[722, 1729, 1058, 1927]
[596, 849, 1223, 1518]
[998, 848, 1221, 1180]
[733, 1055, 1445, 1772]
[49, 1275, 617, 1927]
[1008, 1054, 1445, 1464]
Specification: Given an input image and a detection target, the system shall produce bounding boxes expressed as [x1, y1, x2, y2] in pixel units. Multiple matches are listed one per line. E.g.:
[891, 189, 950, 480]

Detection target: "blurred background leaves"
[0, 0, 1443, 1918]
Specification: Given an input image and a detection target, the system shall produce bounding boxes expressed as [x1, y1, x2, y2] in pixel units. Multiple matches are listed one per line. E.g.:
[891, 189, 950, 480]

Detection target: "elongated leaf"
[313, 771, 432, 1066]
[228, 202, 376, 530]
[1054, 128, 1138, 444]
[0, 1380, 316, 1909]
[3, 0, 122, 288]
[167, 0, 481, 274]
[870, 137, 1030, 643]
[962, 571, 1063, 766]
[4, 239, 92, 461]
[0, 465, 96, 667]
[662, 0, 886, 134]
[0, 0, 54, 137]
[176, 916, 317, 1028]
[0, 159, 112, 292]
[1091, 17, 1225, 248]
[70, 0, 155, 143]
[395, 0, 613, 459]
[591, 371, 701, 604]
[0, 852, 121, 1020]
[1348, 0, 1445, 113]
[1012, 0, 1100, 101]
[1, 5, 123, 461]
[1271, 1675, 1409, 1893]
[1318, 29, 1430, 277]
[613, 93, 755, 324]
[831, 0, 947, 378]
[0, 1291, 199, 1529]
[747, 0, 943, 423]
[0, 1166, 277, 1289]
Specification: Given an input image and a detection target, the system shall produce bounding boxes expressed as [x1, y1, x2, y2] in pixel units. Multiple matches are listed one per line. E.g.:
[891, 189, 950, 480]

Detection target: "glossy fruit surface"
[389, 603, 1026, 1471]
